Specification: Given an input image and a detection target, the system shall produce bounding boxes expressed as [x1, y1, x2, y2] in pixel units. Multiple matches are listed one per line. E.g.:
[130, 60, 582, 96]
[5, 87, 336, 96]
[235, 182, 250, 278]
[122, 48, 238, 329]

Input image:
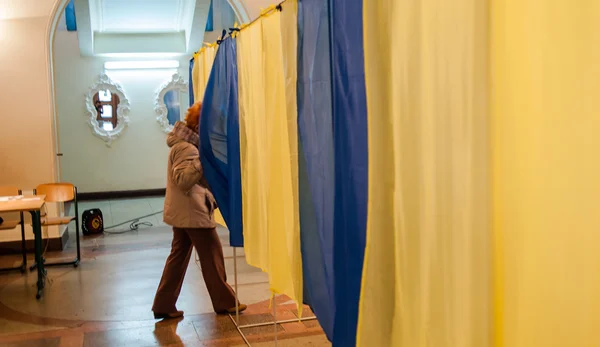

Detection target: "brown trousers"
[153, 227, 237, 313]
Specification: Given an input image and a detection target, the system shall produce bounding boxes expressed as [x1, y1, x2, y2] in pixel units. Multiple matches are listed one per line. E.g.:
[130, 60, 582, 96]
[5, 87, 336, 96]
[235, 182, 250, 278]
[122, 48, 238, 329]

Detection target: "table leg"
[30, 210, 45, 299]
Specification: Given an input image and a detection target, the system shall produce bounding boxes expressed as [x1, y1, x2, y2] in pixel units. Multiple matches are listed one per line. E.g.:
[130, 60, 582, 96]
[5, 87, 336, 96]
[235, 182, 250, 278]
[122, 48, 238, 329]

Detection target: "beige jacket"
[163, 122, 217, 229]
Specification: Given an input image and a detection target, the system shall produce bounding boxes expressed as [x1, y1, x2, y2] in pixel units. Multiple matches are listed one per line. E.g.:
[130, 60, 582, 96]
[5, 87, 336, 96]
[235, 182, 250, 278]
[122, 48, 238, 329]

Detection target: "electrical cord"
[103, 210, 164, 234]
[99, 209, 203, 269]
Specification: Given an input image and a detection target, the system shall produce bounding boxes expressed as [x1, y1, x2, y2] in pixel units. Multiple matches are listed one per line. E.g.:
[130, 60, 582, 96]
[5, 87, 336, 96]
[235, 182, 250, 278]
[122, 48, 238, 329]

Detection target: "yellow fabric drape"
[193, 45, 218, 103]
[214, 209, 226, 227]
[237, 1, 302, 308]
[492, 1, 600, 346]
[192, 53, 200, 102]
[358, 0, 491, 346]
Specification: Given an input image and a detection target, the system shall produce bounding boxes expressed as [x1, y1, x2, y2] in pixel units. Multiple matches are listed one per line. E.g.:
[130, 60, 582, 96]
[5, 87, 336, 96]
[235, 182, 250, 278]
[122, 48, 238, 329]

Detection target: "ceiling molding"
[74, 0, 93, 56]
[187, 0, 211, 54]
[97, 0, 104, 31]
[72, 0, 220, 56]
[175, 0, 186, 32]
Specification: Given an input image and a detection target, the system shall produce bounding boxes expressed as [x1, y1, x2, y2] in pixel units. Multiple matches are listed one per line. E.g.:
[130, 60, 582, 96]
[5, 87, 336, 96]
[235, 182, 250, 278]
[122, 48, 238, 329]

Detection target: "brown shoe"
[219, 304, 247, 315]
[153, 310, 184, 319]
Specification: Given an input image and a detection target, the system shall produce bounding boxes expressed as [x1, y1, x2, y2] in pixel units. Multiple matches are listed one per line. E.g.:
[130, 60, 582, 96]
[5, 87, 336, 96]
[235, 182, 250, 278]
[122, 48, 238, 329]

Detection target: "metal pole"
[234, 247, 240, 325]
[273, 293, 278, 346]
[228, 314, 251, 346]
[237, 316, 317, 329]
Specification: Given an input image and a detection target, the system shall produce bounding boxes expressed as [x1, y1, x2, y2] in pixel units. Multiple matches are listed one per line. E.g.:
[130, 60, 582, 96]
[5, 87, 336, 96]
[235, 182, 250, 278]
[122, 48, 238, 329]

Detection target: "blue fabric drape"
[65, 0, 77, 31]
[199, 38, 244, 247]
[189, 58, 195, 106]
[206, 0, 214, 32]
[330, 0, 368, 345]
[297, 0, 335, 341]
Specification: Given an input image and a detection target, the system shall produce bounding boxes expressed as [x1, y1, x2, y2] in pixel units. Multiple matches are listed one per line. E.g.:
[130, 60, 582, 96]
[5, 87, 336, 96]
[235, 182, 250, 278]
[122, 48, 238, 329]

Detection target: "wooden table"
[0, 195, 46, 299]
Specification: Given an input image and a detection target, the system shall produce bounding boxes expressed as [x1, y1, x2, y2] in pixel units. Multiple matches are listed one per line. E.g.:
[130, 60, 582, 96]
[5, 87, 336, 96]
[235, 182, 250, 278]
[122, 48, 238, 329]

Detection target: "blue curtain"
[297, 0, 335, 341]
[189, 58, 195, 106]
[330, 0, 368, 345]
[199, 38, 244, 247]
[65, 0, 77, 31]
[206, 0, 214, 32]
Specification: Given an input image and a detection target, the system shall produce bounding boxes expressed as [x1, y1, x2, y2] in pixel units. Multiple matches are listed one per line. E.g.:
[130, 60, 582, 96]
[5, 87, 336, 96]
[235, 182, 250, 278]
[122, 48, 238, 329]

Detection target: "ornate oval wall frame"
[154, 73, 188, 134]
[85, 73, 131, 147]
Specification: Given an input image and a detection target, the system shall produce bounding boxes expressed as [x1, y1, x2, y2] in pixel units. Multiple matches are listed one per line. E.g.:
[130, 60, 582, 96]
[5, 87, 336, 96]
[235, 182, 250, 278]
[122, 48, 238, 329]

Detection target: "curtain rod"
[193, 0, 289, 56]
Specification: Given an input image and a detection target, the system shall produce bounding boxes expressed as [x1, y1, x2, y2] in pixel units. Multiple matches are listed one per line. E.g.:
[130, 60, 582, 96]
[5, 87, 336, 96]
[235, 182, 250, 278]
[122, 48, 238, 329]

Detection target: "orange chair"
[31, 183, 80, 269]
[0, 186, 27, 273]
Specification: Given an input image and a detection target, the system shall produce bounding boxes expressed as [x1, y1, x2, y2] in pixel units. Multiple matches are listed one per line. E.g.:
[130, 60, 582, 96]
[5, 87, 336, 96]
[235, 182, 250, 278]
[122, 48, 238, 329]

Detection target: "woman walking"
[153, 102, 246, 319]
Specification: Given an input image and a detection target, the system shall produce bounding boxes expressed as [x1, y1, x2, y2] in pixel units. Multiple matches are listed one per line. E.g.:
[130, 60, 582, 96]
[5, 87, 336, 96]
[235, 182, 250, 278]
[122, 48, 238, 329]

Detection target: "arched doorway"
[45, 0, 251, 184]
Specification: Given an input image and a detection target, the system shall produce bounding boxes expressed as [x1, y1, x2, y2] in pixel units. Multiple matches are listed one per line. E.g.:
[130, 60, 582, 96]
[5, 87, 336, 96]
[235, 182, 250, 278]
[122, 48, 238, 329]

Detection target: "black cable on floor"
[103, 210, 163, 234]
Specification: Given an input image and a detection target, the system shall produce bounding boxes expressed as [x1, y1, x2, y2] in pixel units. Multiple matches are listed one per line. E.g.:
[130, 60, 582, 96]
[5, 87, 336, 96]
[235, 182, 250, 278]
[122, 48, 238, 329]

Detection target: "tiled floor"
[0, 197, 330, 346]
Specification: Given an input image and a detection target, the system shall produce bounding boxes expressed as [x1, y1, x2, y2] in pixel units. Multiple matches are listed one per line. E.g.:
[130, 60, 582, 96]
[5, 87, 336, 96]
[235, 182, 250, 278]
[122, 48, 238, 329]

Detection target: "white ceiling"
[74, 0, 209, 56]
[90, 0, 193, 33]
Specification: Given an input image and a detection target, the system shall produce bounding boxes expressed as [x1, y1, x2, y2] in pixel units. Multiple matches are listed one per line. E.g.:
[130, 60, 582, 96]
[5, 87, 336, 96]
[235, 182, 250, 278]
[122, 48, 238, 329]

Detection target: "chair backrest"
[0, 186, 19, 197]
[36, 183, 75, 203]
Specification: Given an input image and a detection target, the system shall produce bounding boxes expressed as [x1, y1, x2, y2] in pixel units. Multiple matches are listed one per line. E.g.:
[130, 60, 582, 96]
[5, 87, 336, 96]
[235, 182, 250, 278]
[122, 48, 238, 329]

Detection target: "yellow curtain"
[358, 0, 491, 346]
[236, 1, 302, 308]
[193, 45, 218, 103]
[491, 1, 600, 346]
[214, 210, 226, 227]
[192, 53, 200, 102]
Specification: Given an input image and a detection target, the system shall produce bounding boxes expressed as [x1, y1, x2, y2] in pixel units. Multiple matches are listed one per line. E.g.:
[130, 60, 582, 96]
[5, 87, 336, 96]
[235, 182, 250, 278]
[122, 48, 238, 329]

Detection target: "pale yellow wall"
[0, 15, 56, 189]
[0, 1, 60, 242]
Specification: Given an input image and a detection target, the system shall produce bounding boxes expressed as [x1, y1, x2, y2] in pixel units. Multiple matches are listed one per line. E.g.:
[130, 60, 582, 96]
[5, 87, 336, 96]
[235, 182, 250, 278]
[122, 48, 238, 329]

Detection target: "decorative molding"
[154, 73, 188, 134]
[85, 73, 130, 147]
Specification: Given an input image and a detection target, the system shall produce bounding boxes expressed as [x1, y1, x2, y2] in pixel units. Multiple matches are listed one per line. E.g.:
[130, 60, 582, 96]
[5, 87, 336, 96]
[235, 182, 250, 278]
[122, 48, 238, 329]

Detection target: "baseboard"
[0, 226, 70, 255]
[78, 188, 166, 201]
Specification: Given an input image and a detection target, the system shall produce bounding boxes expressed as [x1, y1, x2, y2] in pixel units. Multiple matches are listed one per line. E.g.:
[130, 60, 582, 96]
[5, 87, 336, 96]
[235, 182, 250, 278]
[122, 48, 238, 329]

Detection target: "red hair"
[185, 102, 202, 132]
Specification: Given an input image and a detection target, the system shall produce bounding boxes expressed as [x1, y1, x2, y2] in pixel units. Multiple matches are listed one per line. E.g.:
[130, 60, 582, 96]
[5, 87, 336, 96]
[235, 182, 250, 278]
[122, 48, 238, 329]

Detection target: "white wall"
[204, 0, 237, 43]
[54, 30, 191, 193]
[242, 0, 280, 20]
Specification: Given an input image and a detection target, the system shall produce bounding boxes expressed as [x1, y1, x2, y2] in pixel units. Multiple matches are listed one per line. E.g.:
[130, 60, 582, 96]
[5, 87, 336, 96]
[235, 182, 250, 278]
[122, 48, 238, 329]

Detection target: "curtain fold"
[491, 1, 600, 346]
[237, 2, 303, 309]
[199, 38, 244, 247]
[296, 0, 335, 340]
[358, 0, 491, 346]
[329, 0, 369, 345]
